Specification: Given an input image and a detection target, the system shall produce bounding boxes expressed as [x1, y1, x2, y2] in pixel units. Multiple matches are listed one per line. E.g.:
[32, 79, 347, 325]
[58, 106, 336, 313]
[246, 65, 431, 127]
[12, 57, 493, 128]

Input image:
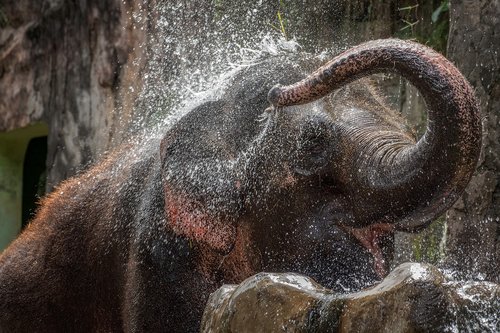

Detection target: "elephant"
[0, 39, 481, 332]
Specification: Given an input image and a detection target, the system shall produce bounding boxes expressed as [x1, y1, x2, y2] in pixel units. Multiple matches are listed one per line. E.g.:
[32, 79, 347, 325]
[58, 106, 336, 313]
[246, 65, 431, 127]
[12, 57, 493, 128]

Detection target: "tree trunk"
[444, 0, 500, 282]
[0, 0, 151, 189]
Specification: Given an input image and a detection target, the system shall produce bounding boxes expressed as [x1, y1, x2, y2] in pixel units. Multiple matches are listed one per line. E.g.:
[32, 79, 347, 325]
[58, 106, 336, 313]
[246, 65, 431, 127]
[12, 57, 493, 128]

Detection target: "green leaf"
[432, 1, 449, 23]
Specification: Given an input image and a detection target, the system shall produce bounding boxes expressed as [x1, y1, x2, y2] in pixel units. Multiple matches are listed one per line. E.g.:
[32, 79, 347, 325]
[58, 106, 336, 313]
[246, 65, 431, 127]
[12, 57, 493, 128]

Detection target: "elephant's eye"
[298, 117, 330, 149]
[299, 127, 326, 152]
[294, 117, 335, 176]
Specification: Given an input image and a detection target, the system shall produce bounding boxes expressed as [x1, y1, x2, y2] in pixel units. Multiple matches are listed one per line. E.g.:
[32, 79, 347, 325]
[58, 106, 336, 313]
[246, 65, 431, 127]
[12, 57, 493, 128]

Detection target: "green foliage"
[398, 4, 420, 35]
[396, 1, 450, 54]
[431, 1, 449, 23]
[269, 0, 288, 40]
[427, 1, 450, 53]
[0, 5, 9, 28]
[214, 0, 225, 21]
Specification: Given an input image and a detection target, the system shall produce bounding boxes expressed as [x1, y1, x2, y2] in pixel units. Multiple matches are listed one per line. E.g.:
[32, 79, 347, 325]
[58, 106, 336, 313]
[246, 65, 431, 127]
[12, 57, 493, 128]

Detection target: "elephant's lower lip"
[341, 223, 394, 279]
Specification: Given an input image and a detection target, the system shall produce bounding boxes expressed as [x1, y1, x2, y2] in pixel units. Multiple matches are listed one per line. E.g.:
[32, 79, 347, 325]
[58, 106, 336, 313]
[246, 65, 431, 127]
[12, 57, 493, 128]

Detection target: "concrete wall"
[0, 123, 47, 250]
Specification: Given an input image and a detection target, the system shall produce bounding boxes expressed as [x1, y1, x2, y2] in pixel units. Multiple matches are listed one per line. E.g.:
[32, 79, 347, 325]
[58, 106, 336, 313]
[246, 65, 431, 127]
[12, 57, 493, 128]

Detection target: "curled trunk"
[268, 39, 481, 231]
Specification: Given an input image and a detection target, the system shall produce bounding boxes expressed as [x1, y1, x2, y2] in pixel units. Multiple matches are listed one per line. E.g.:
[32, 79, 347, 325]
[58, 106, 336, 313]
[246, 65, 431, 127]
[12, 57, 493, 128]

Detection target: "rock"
[201, 272, 332, 333]
[201, 263, 499, 332]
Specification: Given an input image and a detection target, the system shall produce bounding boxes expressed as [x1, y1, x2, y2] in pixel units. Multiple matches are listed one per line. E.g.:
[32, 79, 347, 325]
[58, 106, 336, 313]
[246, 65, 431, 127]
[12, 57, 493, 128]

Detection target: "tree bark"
[0, 0, 150, 189]
[444, 0, 500, 282]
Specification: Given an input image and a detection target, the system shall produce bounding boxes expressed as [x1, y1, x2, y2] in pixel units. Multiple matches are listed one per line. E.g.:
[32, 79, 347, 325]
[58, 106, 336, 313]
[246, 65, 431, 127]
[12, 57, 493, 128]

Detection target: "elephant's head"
[160, 39, 481, 291]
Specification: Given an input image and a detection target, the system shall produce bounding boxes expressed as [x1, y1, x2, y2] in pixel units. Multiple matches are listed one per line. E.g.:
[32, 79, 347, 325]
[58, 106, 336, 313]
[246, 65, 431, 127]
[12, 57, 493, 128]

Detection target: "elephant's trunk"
[268, 39, 481, 231]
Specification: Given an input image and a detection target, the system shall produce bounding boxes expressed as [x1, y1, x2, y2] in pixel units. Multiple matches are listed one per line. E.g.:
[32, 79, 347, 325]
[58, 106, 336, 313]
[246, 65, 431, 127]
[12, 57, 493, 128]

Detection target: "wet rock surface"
[201, 263, 499, 333]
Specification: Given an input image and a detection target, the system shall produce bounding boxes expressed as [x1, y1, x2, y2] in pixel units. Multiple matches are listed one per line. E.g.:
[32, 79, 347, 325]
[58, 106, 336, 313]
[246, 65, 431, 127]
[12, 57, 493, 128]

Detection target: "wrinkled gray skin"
[0, 40, 480, 332]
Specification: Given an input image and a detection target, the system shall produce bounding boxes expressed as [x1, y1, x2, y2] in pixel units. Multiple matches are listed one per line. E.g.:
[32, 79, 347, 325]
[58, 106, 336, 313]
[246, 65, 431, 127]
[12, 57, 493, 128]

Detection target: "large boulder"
[201, 263, 499, 332]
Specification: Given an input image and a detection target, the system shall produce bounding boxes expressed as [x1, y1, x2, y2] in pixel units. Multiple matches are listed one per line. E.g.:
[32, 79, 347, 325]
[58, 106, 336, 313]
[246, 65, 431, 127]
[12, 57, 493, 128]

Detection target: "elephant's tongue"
[343, 223, 394, 279]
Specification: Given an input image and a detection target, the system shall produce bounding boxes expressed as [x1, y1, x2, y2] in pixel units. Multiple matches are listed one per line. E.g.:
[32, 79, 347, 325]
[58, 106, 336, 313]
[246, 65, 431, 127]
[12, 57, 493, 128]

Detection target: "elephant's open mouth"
[341, 223, 394, 279]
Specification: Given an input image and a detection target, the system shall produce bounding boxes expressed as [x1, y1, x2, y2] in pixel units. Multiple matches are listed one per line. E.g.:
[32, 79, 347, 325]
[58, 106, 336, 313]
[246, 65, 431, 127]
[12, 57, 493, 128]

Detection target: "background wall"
[445, 0, 499, 281]
[0, 123, 47, 249]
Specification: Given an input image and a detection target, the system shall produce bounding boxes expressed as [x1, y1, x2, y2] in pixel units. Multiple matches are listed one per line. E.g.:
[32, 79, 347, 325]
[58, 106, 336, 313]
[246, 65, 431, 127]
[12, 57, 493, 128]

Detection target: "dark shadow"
[22, 136, 47, 228]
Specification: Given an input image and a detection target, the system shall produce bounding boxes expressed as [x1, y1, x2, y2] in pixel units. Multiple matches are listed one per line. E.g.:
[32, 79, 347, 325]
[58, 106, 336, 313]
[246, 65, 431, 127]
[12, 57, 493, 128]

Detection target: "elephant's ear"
[160, 100, 241, 254]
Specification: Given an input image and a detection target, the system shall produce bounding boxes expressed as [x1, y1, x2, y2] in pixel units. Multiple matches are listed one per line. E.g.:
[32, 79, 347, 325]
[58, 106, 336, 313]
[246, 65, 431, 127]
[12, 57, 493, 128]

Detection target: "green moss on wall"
[411, 216, 446, 264]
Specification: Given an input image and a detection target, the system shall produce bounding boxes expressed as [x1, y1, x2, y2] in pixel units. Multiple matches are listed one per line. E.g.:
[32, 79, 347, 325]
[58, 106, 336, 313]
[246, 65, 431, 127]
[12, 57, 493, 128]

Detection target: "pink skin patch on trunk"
[343, 223, 395, 279]
[164, 188, 236, 254]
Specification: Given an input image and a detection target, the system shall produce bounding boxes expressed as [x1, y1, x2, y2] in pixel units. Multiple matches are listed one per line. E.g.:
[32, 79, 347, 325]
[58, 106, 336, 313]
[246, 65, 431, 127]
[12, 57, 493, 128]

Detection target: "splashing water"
[117, 1, 353, 143]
